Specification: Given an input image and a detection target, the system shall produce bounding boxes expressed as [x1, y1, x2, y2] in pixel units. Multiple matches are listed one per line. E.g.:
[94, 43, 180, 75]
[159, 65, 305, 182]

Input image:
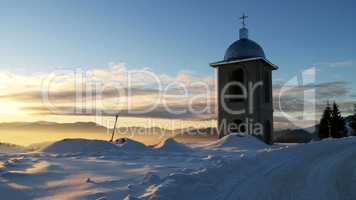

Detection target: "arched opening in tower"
[228, 68, 245, 102]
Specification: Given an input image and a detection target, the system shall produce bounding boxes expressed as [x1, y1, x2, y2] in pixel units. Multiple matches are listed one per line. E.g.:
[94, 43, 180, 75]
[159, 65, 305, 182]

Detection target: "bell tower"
[210, 15, 278, 144]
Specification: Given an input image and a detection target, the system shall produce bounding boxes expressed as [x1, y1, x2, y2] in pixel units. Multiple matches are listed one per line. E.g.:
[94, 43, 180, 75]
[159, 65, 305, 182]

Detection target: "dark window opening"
[228, 68, 245, 102]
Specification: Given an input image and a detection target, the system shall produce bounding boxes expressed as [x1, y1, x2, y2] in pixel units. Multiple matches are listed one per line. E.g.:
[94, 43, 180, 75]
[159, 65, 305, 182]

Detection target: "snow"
[0, 143, 26, 154]
[203, 133, 269, 150]
[123, 195, 141, 200]
[41, 138, 120, 155]
[41, 138, 150, 155]
[116, 138, 150, 153]
[345, 118, 356, 136]
[154, 138, 192, 153]
[1, 136, 356, 200]
[140, 137, 356, 200]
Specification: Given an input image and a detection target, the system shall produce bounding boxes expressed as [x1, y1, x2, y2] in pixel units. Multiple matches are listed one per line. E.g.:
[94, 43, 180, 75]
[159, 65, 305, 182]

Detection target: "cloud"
[0, 63, 353, 126]
[274, 81, 348, 99]
[315, 60, 354, 68]
[0, 63, 215, 120]
[315, 81, 349, 98]
[0, 87, 160, 103]
[329, 60, 354, 68]
[21, 101, 217, 121]
[273, 81, 353, 116]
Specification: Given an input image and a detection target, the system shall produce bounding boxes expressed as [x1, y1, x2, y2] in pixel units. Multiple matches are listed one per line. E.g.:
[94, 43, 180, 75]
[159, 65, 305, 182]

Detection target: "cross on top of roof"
[240, 13, 248, 27]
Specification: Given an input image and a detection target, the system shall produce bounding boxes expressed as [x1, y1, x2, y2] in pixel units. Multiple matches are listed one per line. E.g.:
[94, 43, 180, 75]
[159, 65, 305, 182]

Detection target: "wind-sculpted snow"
[154, 138, 192, 153]
[42, 138, 150, 155]
[0, 143, 26, 154]
[42, 138, 120, 155]
[116, 139, 150, 153]
[1, 137, 356, 199]
[140, 137, 356, 200]
[204, 133, 269, 150]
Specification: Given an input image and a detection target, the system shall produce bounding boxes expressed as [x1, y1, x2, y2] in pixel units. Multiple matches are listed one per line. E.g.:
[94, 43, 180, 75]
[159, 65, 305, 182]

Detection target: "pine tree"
[351, 105, 356, 131]
[330, 102, 346, 138]
[318, 102, 331, 139]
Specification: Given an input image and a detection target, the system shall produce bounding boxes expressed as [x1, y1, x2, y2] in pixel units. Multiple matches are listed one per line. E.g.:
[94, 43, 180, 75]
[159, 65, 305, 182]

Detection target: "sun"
[0, 100, 20, 115]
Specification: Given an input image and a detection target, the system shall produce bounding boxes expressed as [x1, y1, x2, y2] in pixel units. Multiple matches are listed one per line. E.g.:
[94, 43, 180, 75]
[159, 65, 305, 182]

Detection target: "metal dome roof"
[224, 38, 265, 61]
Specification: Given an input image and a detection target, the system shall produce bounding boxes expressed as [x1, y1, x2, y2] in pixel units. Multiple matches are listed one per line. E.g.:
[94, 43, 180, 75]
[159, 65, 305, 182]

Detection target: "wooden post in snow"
[109, 114, 119, 142]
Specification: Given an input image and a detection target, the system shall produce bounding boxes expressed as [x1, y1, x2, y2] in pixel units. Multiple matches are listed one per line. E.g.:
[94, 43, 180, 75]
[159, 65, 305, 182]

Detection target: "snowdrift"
[140, 137, 356, 200]
[155, 138, 192, 153]
[345, 116, 356, 136]
[116, 138, 149, 153]
[41, 138, 150, 155]
[0, 143, 26, 154]
[42, 139, 119, 154]
[204, 133, 269, 150]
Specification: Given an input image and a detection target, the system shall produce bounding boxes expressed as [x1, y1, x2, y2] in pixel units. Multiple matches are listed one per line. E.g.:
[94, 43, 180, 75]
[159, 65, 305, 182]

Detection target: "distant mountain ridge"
[0, 121, 218, 137]
[3, 118, 354, 144]
[0, 121, 107, 133]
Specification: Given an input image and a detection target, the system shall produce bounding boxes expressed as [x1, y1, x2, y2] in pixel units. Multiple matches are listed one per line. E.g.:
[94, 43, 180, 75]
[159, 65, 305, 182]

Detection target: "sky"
[0, 0, 355, 129]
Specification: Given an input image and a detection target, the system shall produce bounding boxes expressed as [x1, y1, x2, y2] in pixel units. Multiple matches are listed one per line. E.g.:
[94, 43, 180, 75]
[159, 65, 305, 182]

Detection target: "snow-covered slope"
[154, 138, 192, 153]
[41, 138, 151, 155]
[116, 138, 150, 152]
[140, 137, 356, 200]
[1, 136, 356, 200]
[345, 116, 356, 136]
[0, 143, 26, 154]
[203, 133, 269, 150]
[41, 138, 119, 154]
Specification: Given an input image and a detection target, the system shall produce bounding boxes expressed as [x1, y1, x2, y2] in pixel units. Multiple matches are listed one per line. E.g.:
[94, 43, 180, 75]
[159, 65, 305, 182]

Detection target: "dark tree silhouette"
[330, 102, 346, 138]
[318, 102, 332, 139]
